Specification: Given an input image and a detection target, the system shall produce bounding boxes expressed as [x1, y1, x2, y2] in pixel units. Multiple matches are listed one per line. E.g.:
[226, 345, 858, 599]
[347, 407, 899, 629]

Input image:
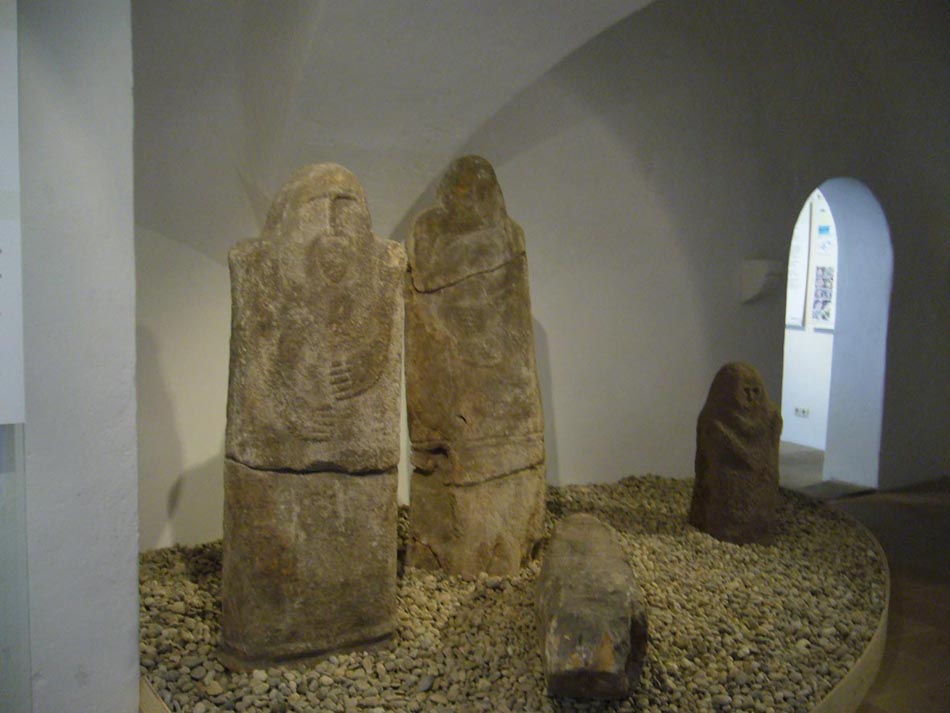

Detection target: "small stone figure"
[537, 514, 649, 699]
[220, 164, 405, 669]
[689, 362, 783, 544]
[405, 155, 545, 576]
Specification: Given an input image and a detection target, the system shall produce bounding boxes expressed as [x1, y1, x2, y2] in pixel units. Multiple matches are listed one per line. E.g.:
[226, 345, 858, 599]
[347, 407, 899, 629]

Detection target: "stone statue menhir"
[219, 164, 405, 669]
[689, 362, 783, 544]
[405, 155, 546, 576]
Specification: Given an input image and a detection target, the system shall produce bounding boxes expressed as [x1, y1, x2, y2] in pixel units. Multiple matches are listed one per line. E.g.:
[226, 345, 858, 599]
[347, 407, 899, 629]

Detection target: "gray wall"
[452, 0, 949, 489]
[19, 0, 139, 710]
[0, 1, 29, 705]
[0, 425, 30, 712]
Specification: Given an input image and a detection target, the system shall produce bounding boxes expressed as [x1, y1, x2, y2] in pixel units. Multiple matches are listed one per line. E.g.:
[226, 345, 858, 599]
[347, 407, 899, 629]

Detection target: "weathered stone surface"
[226, 163, 405, 474]
[405, 155, 545, 574]
[220, 164, 403, 669]
[688, 362, 783, 544]
[537, 513, 648, 699]
[409, 464, 545, 576]
[220, 460, 397, 669]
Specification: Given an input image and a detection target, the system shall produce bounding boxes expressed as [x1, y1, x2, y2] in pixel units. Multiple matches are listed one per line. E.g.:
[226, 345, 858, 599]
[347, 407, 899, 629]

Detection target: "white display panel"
[1, 6, 25, 425]
[785, 203, 810, 327]
[810, 221, 838, 329]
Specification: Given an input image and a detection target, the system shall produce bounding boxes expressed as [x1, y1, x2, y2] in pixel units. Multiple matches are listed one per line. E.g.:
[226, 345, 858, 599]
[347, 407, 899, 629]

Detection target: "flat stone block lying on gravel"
[537, 513, 648, 699]
[220, 461, 397, 669]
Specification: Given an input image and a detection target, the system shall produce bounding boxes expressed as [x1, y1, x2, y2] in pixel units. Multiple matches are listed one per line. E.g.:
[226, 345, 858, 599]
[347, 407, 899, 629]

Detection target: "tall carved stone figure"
[220, 164, 405, 669]
[689, 362, 783, 544]
[406, 155, 545, 576]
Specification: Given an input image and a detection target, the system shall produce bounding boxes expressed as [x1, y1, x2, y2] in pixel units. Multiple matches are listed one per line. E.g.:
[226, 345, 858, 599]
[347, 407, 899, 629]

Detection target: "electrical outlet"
[794, 407, 811, 418]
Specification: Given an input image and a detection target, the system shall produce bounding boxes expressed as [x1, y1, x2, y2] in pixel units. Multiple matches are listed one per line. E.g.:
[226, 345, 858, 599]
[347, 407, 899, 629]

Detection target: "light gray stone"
[226, 163, 405, 474]
[688, 362, 783, 544]
[220, 164, 403, 669]
[220, 461, 397, 669]
[537, 514, 648, 700]
[405, 155, 545, 575]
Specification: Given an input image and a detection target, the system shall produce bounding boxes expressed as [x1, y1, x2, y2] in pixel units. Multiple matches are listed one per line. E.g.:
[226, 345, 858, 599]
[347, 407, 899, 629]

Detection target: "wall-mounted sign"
[811, 219, 837, 330]
[785, 203, 810, 327]
[785, 191, 838, 332]
[811, 265, 835, 327]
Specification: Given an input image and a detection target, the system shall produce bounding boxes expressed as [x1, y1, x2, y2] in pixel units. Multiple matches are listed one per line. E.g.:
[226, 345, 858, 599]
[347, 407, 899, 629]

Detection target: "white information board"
[1, 6, 25, 425]
[810, 222, 838, 330]
[784, 203, 810, 327]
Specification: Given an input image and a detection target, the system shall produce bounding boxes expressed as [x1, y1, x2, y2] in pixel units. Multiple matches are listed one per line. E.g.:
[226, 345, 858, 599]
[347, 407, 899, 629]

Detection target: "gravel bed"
[140, 475, 886, 713]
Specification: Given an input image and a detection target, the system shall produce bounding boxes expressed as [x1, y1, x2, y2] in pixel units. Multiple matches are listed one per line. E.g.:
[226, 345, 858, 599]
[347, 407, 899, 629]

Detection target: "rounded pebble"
[139, 477, 886, 711]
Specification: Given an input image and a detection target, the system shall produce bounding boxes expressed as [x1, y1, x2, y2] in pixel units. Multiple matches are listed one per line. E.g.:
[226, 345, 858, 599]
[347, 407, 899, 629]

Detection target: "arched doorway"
[781, 178, 892, 490]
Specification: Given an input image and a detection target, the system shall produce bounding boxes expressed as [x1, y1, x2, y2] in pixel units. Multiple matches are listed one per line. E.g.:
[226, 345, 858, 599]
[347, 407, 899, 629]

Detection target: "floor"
[833, 479, 950, 713]
[141, 451, 950, 712]
[780, 441, 876, 499]
[779, 442, 950, 712]
[779, 441, 826, 490]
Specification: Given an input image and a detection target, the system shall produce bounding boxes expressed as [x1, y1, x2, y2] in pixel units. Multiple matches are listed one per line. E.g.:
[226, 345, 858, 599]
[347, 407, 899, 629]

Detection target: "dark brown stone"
[405, 156, 545, 574]
[688, 362, 783, 544]
[537, 514, 648, 699]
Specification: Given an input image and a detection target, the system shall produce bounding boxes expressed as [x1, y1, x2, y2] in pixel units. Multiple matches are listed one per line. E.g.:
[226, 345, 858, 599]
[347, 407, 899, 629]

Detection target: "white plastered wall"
[822, 179, 893, 489]
[0, 1, 30, 707]
[136, 0, 950, 547]
[18, 1, 139, 710]
[137, 227, 230, 549]
[781, 192, 837, 451]
[455, 0, 950, 492]
[449, 2, 791, 484]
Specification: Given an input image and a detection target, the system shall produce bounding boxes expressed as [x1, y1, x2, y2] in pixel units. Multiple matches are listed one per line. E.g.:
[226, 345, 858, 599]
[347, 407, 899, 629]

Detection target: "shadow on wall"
[454, 0, 780, 374]
[533, 318, 560, 486]
[387, 5, 745, 483]
[137, 326, 225, 550]
[137, 325, 182, 550]
[164, 449, 225, 547]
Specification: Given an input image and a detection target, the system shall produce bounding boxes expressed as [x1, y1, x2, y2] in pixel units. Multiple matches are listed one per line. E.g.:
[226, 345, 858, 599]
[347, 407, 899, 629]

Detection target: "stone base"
[220, 460, 396, 669]
[407, 464, 545, 576]
[688, 469, 781, 544]
[217, 633, 393, 673]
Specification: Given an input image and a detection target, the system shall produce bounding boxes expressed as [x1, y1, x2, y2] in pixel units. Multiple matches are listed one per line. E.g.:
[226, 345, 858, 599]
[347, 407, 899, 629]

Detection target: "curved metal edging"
[810, 508, 890, 713]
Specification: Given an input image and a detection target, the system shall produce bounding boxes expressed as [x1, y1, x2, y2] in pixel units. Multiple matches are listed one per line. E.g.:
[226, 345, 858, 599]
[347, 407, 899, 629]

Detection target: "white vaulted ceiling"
[133, 1, 654, 263]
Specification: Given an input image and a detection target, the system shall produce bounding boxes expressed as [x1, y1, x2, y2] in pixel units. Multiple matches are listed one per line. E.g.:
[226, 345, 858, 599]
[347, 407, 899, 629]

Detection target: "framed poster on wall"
[785, 204, 810, 327]
[811, 224, 837, 329]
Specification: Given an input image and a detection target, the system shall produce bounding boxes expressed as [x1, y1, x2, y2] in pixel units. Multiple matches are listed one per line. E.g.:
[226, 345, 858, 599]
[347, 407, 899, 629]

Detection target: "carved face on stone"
[263, 164, 373, 284]
[409, 155, 525, 293]
[436, 155, 507, 230]
[704, 363, 773, 433]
